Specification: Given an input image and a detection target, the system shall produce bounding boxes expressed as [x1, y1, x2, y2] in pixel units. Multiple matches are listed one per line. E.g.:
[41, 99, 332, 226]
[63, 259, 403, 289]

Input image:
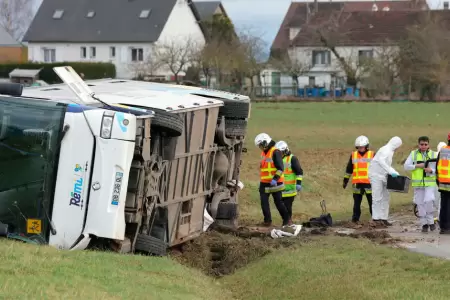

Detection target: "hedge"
[0, 62, 116, 83]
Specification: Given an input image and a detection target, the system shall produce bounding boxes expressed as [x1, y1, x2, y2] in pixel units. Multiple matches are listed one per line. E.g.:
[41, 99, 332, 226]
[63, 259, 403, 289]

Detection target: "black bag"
[303, 200, 333, 228]
[387, 175, 410, 193]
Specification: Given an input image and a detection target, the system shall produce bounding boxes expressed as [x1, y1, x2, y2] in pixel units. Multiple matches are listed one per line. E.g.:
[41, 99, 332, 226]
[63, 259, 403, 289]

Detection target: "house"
[193, 1, 229, 20]
[23, 0, 207, 79]
[264, 0, 429, 94]
[0, 26, 27, 63]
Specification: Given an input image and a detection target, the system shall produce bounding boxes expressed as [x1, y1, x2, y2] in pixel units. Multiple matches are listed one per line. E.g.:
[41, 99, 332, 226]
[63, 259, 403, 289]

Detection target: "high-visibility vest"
[352, 150, 374, 184]
[260, 146, 284, 184]
[411, 150, 437, 187]
[282, 154, 297, 197]
[438, 146, 450, 191]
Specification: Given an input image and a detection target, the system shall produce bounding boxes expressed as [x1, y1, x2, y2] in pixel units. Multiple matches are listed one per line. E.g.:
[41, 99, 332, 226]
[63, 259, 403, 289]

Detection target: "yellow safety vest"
[411, 150, 436, 187]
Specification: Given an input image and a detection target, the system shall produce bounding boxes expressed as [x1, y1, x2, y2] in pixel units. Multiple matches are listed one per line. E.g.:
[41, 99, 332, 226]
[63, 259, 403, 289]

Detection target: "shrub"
[0, 62, 116, 83]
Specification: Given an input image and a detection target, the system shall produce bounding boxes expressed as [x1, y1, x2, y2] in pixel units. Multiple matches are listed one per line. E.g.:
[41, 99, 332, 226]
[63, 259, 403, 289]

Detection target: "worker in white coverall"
[403, 136, 437, 232]
[368, 136, 402, 228]
[434, 141, 447, 221]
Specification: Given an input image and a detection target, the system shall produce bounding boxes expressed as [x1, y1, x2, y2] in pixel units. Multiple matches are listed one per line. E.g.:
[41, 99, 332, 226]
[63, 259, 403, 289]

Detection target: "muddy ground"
[170, 205, 450, 277]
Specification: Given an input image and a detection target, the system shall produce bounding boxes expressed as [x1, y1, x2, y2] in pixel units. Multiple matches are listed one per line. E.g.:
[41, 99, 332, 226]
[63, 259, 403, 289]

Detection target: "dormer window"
[139, 10, 151, 18]
[53, 9, 64, 19]
[87, 11, 95, 18]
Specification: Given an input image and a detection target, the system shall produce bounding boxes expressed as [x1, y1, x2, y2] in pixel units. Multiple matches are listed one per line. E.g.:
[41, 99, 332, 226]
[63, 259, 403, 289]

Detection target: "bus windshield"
[0, 97, 65, 243]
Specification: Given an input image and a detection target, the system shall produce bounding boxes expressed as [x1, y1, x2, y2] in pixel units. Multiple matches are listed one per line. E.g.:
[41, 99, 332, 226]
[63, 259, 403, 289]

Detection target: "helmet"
[355, 135, 369, 147]
[254, 133, 271, 148]
[275, 140, 289, 152]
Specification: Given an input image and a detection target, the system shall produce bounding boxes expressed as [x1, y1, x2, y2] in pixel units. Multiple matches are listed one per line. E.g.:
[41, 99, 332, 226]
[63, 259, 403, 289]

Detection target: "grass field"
[0, 240, 233, 299]
[238, 102, 450, 225]
[3, 102, 450, 300]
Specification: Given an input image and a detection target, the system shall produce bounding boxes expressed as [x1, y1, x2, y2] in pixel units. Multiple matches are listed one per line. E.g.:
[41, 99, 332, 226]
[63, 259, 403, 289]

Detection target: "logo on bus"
[70, 178, 84, 208]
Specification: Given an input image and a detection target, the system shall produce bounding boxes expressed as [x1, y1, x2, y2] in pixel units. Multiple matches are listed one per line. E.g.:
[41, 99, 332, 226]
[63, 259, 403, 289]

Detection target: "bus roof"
[22, 80, 225, 112]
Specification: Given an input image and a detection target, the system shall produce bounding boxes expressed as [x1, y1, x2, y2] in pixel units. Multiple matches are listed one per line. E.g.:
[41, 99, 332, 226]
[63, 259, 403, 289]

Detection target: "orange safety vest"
[352, 150, 374, 184]
[260, 146, 285, 183]
[438, 146, 450, 190]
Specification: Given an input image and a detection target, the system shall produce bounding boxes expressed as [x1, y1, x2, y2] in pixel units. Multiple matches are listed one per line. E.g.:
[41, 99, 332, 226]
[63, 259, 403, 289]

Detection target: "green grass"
[239, 102, 450, 225]
[0, 241, 231, 299]
[222, 237, 450, 300]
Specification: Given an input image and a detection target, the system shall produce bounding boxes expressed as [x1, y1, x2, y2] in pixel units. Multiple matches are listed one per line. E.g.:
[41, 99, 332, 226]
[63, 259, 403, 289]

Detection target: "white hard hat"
[254, 133, 271, 147]
[355, 135, 369, 147]
[275, 140, 289, 152]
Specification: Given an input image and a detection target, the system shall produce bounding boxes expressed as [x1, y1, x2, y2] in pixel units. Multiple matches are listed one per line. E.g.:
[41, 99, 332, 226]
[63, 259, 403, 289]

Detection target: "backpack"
[303, 200, 333, 228]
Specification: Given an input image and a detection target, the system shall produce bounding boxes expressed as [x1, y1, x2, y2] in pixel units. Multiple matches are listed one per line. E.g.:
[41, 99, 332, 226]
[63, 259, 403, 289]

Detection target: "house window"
[139, 10, 151, 18]
[358, 50, 373, 63]
[53, 9, 64, 19]
[110, 46, 116, 58]
[86, 11, 95, 18]
[131, 48, 144, 61]
[43, 48, 56, 62]
[312, 50, 331, 66]
[80, 47, 87, 59]
[444, 1, 449, 9]
[90, 47, 96, 58]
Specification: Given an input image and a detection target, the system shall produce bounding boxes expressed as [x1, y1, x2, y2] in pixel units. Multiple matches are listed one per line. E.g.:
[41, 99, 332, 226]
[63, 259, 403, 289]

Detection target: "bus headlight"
[101, 111, 115, 139]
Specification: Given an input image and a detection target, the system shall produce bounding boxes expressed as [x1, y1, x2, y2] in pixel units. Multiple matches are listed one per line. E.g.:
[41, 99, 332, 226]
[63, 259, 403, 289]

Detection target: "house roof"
[0, 26, 20, 46]
[271, 0, 428, 50]
[194, 1, 222, 20]
[290, 10, 450, 47]
[23, 0, 202, 43]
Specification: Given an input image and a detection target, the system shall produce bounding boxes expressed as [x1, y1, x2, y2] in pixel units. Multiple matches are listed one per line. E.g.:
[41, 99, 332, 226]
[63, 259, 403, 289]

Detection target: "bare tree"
[0, 0, 34, 41]
[153, 38, 199, 83]
[271, 50, 311, 86]
[398, 13, 450, 100]
[235, 29, 267, 90]
[128, 49, 163, 80]
[360, 45, 401, 98]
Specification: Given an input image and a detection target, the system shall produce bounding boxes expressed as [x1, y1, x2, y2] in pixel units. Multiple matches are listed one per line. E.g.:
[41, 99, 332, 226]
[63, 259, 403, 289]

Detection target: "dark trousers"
[352, 190, 373, 222]
[283, 196, 295, 220]
[439, 191, 450, 230]
[260, 190, 290, 225]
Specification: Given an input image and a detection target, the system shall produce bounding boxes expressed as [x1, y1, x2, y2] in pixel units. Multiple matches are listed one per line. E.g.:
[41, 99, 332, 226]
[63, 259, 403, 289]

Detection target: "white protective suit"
[434, 142, 447, 219]
[368, 136, 402, 220]
[403, 149, 436, 226]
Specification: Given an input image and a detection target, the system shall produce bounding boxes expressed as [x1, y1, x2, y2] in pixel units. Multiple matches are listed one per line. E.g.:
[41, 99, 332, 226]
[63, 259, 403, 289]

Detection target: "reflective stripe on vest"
[260, 146, 285, 184]
[438, 146, 450, 190]
[352, 150, 373, 184]
[282, 154, 297, 197]
[411, 150, 437, 187]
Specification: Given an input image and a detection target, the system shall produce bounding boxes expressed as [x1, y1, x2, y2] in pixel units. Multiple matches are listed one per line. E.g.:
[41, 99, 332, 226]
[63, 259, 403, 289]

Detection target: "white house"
[23, 0, 207, 79]
[264, 0, 429, 95]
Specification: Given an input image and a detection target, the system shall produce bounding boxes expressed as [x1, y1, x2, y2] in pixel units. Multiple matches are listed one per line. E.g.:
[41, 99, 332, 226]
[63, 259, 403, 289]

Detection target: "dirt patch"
[346, 230, 401, 245]
[170, 226, 310, 277]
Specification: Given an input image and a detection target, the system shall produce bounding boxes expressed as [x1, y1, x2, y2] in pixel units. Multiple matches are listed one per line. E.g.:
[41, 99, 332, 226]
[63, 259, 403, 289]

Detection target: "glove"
[270, 179, 277, 186]
[390, 172, 399, 178]
[343, 178, 349, 189]
[296, 185, 302, 192]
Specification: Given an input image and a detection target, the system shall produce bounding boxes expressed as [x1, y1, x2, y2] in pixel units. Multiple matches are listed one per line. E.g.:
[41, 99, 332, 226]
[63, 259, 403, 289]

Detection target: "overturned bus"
[0, 66, 251, 255]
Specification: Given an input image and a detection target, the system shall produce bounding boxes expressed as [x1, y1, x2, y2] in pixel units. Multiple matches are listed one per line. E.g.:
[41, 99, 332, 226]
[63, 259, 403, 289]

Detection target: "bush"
[0, 62, 116, 83]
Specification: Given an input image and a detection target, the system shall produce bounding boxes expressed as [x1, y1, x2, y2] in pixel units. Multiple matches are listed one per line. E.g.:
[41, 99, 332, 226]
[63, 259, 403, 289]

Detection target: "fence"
[206, 84, 450, 101]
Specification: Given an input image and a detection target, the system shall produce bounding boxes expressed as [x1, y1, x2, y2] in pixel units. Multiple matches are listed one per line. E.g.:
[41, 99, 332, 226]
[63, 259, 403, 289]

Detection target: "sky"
[195, 0, 292, 49]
